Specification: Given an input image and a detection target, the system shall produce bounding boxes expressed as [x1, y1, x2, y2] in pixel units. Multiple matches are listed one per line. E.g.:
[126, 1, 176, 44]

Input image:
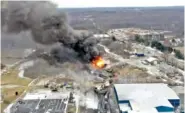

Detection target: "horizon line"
[58, 5, 184, 9]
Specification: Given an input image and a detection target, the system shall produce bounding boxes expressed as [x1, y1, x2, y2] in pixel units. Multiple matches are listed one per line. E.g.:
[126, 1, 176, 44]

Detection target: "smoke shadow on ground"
[39, 46, 81, 66]
[24, 57, 94, 79]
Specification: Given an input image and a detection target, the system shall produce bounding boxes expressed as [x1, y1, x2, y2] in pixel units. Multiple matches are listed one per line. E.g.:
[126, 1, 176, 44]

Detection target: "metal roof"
[114, 84, 179, 112]
[146, 57, 158, 62]
[114, 84, 179, 100]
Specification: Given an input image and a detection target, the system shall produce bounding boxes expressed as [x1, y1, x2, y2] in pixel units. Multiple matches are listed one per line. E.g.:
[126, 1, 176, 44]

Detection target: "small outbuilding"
[145, 57, 159, 65]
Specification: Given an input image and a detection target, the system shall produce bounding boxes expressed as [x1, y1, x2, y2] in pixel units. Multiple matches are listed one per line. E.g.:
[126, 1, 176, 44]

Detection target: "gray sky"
[51, 0, 184, 8]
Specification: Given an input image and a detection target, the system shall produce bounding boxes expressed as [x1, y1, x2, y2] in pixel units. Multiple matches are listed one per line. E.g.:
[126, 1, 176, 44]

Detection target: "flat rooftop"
[114, 84, 179, 113]
[7, 91, 69, 113]
[10, 99, 68, 113]
[114, 83, 179, 101]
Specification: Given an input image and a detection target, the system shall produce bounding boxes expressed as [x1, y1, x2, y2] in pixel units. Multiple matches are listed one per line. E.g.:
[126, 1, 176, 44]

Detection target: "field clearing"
[1, 69, 32, 86]
[112, 65, 148, 78]
[1, 67, 33, 112]
[1, 87, 27, 112]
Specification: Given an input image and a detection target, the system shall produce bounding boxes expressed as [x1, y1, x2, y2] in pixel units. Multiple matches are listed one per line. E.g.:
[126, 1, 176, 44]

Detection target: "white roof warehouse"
[114, 84, 180, 113]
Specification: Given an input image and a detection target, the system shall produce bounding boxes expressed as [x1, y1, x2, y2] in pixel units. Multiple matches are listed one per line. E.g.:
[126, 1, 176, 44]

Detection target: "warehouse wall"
[113, 86, 132, 113]
[169, 99, 180, 108]
[156, 106, 174, 112]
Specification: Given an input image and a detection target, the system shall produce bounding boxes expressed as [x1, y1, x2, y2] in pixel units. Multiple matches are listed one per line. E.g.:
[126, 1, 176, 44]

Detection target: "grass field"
[1, 67, 32, 112]
[1, 68, 32, 86]
[1, 87, 27, 112]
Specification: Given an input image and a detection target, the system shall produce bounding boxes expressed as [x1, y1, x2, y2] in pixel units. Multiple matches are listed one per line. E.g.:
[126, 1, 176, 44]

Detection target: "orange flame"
[91, 56, 105, 69]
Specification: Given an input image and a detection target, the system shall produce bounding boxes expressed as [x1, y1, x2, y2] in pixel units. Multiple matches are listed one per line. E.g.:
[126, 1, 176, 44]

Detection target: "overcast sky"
[51, 0, 184, 8]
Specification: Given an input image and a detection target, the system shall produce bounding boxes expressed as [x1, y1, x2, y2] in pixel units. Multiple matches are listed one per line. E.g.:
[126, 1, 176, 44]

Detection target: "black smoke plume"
[2, 1, 100, 62]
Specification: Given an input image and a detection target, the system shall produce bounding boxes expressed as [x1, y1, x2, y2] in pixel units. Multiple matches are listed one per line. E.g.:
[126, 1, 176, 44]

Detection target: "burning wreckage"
[2, 1, 115, 113]
[2, 1, 106, 66]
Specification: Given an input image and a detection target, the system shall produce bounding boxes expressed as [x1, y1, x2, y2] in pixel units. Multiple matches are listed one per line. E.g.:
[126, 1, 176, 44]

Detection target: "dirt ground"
[111, 64, 163, 84]
[1, 66, 32, 112]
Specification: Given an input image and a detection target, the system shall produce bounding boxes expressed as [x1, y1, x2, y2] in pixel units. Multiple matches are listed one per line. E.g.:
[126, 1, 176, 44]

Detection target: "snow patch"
[85, 97, 98, 109]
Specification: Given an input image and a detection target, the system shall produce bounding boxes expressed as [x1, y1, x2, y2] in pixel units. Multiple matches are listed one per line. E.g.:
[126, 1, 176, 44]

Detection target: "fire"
[91, 56, 105, 69]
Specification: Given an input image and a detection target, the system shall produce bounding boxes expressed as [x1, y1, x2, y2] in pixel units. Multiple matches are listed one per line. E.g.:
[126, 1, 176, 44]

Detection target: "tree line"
[135, 35, 184, 60]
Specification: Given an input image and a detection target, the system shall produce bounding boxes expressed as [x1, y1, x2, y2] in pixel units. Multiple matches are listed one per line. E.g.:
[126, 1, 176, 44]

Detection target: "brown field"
[112, 65, 148, 78]
[1, 87, 27, 112]
[1, 69, 32, 86]
[1, 67, 32, 112]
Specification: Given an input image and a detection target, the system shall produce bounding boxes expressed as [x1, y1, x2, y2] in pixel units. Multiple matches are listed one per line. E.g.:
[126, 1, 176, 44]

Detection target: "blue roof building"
[114, 84, 180, 113]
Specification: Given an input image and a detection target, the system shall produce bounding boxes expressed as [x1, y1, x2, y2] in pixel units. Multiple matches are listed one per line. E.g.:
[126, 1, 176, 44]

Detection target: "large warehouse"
[114, 84, 180, 113]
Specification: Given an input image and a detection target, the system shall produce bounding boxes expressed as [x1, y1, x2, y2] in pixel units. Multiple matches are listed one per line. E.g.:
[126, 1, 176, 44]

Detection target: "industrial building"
[114, 84, 180, 113]
[5, 91, 70, 113]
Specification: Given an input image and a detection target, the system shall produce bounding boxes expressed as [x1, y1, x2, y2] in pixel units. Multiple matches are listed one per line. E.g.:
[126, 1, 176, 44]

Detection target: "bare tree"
[126, 41, 132, 51]
[161, 52, 169, 62]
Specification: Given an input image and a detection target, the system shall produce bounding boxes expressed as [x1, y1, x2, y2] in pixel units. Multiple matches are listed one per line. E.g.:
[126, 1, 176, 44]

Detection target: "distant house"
[93, 34, 110, 38]
[138, 32, 164, 41]
[170, 38, 183, 47]
[107, 28, 165, 42]
[145, 57, 159, 65]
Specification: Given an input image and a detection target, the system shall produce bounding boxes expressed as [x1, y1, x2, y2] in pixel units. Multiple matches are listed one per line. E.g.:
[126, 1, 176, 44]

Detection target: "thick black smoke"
[2, 1, 100, 62]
